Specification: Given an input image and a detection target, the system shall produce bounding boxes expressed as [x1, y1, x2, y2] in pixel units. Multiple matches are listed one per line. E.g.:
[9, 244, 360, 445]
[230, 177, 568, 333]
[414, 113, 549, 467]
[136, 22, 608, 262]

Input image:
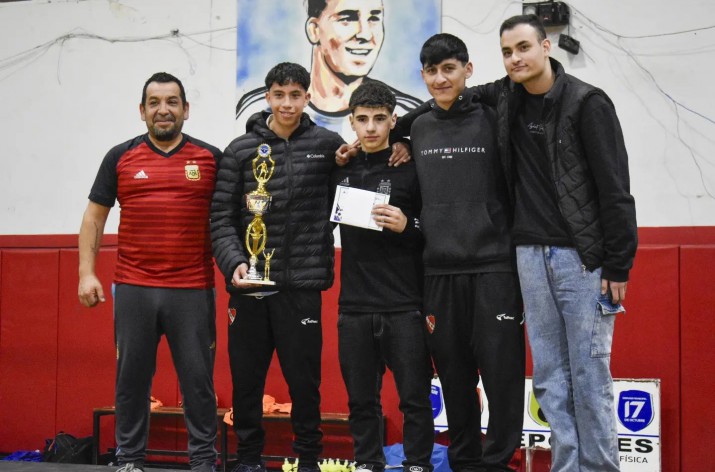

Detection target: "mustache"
[153, 115, 176, 123]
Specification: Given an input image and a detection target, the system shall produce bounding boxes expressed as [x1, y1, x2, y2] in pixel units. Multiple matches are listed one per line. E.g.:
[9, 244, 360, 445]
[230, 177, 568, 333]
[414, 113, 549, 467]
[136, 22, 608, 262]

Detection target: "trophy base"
[235, 279, 276, 286]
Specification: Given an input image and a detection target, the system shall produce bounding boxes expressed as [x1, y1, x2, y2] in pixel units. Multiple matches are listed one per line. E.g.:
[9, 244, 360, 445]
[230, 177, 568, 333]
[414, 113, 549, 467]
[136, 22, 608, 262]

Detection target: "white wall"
[1, 0, 714, 234]
[446, 0, 715, 227]
[0, 0, 236, 235]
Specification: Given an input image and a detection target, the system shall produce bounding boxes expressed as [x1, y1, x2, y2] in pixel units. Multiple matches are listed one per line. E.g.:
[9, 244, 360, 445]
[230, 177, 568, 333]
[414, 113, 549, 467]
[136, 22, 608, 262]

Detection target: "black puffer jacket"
[478, 58, 637, 281]
[211, 111, 345, 293]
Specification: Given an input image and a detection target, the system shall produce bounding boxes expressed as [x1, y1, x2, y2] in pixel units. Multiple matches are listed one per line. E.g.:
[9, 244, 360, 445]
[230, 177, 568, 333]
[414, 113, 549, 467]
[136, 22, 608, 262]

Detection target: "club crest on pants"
[228, 307, 236, 325]
[425, 313, 436, 334]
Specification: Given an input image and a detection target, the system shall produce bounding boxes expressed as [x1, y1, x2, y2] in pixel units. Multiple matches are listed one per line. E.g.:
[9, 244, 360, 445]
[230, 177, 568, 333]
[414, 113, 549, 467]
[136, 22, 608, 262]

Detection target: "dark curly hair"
[348, 80, 396, 113]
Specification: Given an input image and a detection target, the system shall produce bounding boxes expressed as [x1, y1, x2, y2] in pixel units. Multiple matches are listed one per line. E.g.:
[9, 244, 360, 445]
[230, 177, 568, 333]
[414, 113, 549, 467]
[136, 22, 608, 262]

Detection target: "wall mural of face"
[306, 0, 385, 79]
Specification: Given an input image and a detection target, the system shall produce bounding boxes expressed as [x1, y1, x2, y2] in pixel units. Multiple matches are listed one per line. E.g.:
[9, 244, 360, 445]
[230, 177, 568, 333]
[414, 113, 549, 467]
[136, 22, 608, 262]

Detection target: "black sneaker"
[192, 463, 217, 472]
[297, 463, 320, 472]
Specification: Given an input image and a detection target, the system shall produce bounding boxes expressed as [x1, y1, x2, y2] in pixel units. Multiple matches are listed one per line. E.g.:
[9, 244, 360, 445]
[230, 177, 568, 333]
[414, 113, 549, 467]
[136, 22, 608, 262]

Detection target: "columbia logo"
[301, 318, 318, 325]
[134, 170, 148, 179]
[306, 153, 325, 159]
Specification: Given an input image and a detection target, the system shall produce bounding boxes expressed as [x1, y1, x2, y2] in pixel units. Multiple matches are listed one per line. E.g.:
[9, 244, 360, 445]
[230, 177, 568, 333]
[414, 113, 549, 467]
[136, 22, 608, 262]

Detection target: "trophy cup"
[243, 143, 276, 285]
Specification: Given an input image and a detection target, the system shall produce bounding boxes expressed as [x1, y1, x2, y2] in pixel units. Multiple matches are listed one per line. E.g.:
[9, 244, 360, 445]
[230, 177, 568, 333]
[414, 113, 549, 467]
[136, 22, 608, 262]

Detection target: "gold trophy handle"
[245, 218, 267, 257]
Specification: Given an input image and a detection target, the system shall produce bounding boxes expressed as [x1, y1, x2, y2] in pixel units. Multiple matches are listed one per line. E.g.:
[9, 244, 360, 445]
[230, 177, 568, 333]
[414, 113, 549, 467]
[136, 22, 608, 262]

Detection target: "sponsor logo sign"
[431, 379, 447, 431]
[618, 390, 654, 433]
[430, 377, 661, 471]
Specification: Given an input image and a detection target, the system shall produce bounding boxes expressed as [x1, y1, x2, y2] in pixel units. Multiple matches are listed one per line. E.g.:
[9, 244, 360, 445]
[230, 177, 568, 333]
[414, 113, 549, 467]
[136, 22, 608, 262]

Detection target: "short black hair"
[142, 72, 186, 106]
[500, 14, 547, 42]
[264, 62, 311, 91]
[305, 0, 327, 18]
[419, 33, 469, 68]
[349, 81, 396, 114]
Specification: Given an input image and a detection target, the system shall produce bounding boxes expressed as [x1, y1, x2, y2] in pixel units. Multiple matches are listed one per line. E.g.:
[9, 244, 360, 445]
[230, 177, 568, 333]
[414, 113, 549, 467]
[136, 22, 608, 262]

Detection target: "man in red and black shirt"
[78, 72, 220, 472]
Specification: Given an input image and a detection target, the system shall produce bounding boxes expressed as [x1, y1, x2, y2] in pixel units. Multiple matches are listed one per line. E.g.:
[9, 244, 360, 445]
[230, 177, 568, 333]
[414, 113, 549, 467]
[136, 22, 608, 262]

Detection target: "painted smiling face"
[309, 0, 385, 79]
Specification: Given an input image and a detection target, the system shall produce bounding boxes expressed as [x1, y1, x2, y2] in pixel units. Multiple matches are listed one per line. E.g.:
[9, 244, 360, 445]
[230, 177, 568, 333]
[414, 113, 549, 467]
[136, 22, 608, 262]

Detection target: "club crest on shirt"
[185, 160, 200, 181]
[377, 179, 391, 195]
[228, 307, 236, 325]
[425, 313, 436, 334]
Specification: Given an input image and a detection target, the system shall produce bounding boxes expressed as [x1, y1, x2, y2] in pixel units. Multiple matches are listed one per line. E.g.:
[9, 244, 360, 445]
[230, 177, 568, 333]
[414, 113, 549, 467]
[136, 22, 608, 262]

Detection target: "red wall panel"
[638, 226, 715, 245]
[611, 245, 680, 472]
[0, 250, 60, 452]
[679, 245, 715, 472]
[2, 233, 714, 470]
[213, 265, 232, 410]
[55, 248, 180, 458]
[56, 249, 116, 438]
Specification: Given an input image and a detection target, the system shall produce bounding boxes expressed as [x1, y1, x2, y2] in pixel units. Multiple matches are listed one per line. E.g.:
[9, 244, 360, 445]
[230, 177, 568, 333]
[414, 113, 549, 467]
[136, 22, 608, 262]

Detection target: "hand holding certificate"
[330, 185, 390, 231]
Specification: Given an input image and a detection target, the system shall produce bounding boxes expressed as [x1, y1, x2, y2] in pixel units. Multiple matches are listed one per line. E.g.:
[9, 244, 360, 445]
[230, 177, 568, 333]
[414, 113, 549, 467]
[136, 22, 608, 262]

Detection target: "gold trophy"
[243, 143, 276, 285]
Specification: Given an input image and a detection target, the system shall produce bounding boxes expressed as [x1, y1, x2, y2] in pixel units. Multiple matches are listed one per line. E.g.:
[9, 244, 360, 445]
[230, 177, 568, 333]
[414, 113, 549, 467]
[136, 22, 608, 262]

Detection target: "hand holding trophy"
[241, 143, 276, 285]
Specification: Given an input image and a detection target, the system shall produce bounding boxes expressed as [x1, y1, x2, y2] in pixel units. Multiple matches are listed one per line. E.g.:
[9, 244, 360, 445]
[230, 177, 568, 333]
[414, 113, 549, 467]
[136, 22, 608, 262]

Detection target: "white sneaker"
[117, 464, 144, 472]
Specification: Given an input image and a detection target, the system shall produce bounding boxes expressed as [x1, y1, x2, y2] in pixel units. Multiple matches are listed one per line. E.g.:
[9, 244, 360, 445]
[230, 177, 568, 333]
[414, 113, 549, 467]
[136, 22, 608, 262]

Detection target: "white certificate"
[330, 185, 390, 231]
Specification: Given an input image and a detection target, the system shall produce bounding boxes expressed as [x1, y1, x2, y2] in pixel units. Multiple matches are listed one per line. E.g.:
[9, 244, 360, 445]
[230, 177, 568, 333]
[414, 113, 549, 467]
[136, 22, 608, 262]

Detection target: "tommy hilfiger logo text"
[134, 170, 148, 179]
[420, 146, 486, 159]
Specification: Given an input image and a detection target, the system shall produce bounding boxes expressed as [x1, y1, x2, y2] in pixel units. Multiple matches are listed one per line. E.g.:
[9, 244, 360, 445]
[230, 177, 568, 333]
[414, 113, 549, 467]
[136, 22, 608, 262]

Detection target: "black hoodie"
[410, 87, 514, 275]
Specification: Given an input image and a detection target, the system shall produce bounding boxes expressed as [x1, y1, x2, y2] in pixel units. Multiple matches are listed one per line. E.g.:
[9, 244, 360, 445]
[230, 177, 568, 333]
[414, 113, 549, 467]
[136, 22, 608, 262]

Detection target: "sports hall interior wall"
[1, 228, 714, 471]
[1, 0, 714, 471]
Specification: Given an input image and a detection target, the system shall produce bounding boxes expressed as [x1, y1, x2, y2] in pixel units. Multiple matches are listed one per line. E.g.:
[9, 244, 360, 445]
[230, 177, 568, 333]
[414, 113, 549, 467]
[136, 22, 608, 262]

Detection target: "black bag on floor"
[43, 432, 93, 464]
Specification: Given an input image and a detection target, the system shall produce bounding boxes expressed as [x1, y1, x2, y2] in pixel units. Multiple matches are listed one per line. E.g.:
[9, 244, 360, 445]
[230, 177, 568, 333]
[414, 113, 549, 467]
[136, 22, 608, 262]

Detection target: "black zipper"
[283, 138, 294, 284]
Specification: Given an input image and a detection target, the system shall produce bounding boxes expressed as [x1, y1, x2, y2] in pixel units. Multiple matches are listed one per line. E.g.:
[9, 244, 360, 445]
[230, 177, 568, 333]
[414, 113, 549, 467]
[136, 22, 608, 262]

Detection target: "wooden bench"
[92, 406, 351, 472]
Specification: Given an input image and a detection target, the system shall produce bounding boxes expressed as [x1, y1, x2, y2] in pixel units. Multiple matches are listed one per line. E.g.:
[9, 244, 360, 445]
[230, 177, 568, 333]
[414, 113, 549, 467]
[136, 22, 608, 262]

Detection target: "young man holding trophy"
[211, 62, 345, 472]
[330, 81, 434, 472]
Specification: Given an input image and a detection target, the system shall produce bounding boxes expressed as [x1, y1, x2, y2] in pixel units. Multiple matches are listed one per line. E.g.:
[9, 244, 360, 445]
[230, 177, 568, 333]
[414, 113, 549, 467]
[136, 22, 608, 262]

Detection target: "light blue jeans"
[516, 246, 620, 472]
